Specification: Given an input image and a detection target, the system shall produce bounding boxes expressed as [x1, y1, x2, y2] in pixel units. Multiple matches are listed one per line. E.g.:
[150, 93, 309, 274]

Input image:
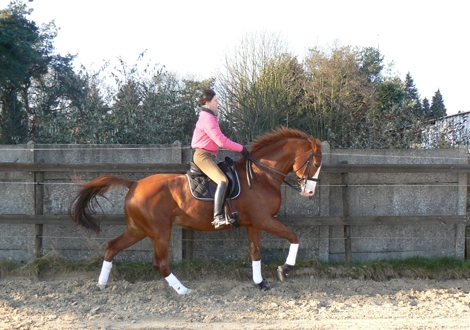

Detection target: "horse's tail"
[69, 175, 134, 235]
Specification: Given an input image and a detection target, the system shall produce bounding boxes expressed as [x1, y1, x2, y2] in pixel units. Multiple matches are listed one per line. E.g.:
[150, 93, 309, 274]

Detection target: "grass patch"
[327, 257, 470, 281]
[0, 251, 102, 279]
[112, 259, 252, 282]
[2, 255, 470, 282]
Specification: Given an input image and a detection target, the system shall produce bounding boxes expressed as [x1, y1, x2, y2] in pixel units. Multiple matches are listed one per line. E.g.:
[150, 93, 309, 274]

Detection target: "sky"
[2, 0, 469, 115]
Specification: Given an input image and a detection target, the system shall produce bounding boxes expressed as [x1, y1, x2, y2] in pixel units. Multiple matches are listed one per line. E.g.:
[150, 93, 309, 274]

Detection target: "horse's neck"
[254, 143, 297, 175]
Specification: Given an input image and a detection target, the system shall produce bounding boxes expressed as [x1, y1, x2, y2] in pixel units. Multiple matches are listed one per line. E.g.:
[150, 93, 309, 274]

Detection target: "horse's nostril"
[301, 189, 315, 197]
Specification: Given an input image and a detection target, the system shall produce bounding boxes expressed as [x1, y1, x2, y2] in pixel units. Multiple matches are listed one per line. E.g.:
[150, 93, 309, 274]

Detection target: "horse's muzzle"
[301, 186, 316, 197]
[300, 165, 321, 197]
[300, 175, 320, 197]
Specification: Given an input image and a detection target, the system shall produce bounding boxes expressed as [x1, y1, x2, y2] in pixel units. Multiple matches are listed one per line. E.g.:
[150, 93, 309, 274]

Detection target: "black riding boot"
[211, 181, 228, 228]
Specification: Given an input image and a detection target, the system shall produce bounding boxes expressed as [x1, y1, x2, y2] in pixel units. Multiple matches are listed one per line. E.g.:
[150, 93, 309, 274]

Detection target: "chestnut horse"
[70, 128, 322, 294]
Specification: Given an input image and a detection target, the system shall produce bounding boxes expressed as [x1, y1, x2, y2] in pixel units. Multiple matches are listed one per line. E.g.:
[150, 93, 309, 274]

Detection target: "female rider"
[191, 89, 249, 228]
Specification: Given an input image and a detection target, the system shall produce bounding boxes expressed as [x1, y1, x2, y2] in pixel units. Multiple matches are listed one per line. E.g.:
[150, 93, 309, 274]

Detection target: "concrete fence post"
[341, 160, 351, 264]
[457, 145, 467, 259]
[171, 140, 184, 262]
[318, 141, 330, 262]
[34, 158, 45, 258]
[171, 141, 182, 163]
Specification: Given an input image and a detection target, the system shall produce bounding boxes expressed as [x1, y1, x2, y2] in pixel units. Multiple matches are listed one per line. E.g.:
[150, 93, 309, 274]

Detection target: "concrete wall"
[0, 142, 467, 264]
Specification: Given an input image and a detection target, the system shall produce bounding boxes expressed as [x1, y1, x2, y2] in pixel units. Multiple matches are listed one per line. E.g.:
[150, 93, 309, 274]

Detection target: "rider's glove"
[241, 146, 250, 158]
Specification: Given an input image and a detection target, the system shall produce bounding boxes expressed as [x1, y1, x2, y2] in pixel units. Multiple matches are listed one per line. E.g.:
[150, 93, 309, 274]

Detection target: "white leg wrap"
[165, 273, 188, 295]
[252, 260, 263, 284]
[286, 243, 299, 266]
[98, 260, 113, 286]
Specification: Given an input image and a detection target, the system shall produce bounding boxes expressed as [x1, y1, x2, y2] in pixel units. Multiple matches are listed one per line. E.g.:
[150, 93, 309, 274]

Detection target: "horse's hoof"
[277, 264, 291, 282]
[184, 288, 193, 295]
[96, 284, 106, 291]
[257, 279, 271, 291]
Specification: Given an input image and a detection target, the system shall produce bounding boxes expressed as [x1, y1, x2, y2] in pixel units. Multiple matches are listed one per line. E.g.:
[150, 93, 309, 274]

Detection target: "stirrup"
[225, 212, 237, 225]
[212, 215, 228, 228]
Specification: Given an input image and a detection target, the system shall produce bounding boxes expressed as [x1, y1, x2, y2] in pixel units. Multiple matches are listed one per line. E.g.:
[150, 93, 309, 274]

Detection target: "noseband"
[245, 150, 322, 192]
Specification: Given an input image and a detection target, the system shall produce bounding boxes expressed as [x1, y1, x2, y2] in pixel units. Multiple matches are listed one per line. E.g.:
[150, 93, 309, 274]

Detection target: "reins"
[244, 151, 321, 192]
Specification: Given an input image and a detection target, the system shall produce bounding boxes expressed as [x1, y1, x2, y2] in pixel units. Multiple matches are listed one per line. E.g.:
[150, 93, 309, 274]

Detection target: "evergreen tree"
[357, 47, 384, 83]
[430, 89, 447, 118]
[0, 1, 48, 142]
[422, 97, 431, 118]
[0, 0, 78, 143]
[403, 72, 422, 116]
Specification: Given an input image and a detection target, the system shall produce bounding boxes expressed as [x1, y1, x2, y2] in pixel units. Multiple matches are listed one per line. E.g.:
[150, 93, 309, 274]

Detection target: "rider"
[191, 89, 249, 228]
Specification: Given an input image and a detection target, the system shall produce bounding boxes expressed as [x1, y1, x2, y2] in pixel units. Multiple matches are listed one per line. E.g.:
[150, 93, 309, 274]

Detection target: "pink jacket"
[191, 110, 243, 156]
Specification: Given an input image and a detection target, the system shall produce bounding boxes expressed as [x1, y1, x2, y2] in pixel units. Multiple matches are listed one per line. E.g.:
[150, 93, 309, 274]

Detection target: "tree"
[422, 97, 430, 117]
[430, 89, 447, 118]
[403, 72, 422, 117]
[376, 77, 404, 113]
[300, 43, 378, 147]
[27, 53, 89, 140]
[0, 0, 81, 143]
[105, 57, 203, 144]
[177, 77, 214, 143]
[216, 32, 301, 143]
[31, 64, 112, 144]
[30, 49, 209, 145]
[0, 1, 47, 142]
[1, 4, 438, 149]
[357, 47, 384, 83]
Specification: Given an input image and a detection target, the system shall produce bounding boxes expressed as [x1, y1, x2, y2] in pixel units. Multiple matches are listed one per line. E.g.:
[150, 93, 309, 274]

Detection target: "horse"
[69, 127, 322, 294]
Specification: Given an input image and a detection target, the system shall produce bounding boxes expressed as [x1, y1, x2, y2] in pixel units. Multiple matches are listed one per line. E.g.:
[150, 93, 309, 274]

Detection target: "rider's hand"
[241, 146, 250, 158]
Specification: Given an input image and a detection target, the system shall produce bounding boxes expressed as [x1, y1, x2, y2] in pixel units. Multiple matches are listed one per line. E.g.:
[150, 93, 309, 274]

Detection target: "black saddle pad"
[186, 157, 241, 201]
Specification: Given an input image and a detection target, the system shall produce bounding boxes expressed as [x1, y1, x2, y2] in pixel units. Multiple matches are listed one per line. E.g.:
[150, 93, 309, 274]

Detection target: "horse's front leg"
[246, 227, 270, 290]
[255, 217, 300, 282]
[277, 242, 299, 282]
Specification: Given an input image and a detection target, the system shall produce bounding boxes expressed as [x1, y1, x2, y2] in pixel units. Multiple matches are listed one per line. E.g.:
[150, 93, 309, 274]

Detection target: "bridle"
[294, 150, 322, 191]
[245, 150, 322, 192]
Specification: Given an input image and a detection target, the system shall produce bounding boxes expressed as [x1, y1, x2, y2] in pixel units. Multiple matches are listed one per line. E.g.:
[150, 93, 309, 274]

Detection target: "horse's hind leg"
[97, 226, 146, 290]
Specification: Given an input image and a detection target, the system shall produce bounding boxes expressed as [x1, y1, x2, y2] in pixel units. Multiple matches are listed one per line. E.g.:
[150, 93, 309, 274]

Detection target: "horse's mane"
[249, 127, 313, 153]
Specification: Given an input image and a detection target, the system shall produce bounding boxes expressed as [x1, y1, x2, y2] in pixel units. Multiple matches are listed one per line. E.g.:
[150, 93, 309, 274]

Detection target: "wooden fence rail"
[0, 214, 467, 226]
[3, 162, 470, 173]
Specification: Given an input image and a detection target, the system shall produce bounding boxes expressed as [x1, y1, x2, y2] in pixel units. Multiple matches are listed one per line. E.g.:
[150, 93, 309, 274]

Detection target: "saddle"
[185, 156, 241, 201]
[186, 156, 241, 227]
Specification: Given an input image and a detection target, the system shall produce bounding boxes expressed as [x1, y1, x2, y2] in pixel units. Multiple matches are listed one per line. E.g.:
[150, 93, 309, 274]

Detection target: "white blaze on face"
[301, 165, 321, 197]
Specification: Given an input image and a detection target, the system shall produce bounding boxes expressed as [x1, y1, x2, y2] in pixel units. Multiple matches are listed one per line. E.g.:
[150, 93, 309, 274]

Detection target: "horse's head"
[294, 138, 322, 197]
[247, 128, 323, 196]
